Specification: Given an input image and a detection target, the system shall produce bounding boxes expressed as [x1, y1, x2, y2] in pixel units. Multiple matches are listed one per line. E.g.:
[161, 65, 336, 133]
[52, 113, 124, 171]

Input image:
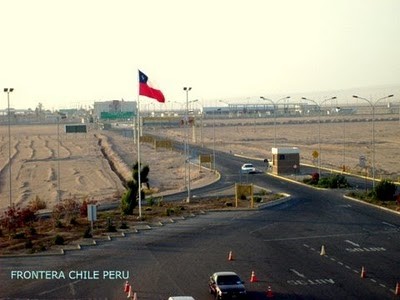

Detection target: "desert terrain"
[0, 124, 215, 212]
[0, 113, 399, 212]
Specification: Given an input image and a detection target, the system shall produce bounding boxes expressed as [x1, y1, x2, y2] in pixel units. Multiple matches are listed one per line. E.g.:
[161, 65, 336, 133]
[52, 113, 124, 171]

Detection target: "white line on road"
[262, 229, 396, 242]
[382, 221, 397, 228]
[263, 232, 364, 242]
[289, 269, 306, 278]
[345, 240, 360, 247]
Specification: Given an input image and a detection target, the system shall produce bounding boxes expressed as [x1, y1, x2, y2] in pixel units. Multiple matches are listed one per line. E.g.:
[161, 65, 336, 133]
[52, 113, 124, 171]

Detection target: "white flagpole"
[137, 71, 142, 219]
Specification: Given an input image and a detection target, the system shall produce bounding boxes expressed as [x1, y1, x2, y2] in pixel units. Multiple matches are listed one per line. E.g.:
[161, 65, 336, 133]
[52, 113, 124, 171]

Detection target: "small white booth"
[271, 147, 300, 175]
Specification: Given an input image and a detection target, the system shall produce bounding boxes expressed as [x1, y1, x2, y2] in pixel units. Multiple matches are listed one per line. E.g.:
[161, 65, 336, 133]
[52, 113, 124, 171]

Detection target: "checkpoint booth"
[271, 147, 300, 175]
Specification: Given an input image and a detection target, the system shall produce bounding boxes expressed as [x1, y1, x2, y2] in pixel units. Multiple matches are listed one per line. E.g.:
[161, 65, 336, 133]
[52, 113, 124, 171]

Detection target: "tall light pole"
[183, 87, 192, 202]
[213, 108, 221, 171]
[4, 88, 14, 207]
[352, 94, 394, 189]
[57, 115, 61, 202]
[259, 96, 290, 148]
[335, 107, 346, 172]
[301, 96, 337, 176]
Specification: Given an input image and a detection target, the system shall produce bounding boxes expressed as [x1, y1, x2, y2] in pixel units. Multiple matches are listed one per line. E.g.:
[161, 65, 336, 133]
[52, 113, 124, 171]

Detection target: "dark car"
[208, 271, 247, 299]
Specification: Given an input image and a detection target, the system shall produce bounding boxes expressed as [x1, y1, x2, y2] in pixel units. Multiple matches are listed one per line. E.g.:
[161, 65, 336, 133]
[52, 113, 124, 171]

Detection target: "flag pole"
[137, 71, 142, 219]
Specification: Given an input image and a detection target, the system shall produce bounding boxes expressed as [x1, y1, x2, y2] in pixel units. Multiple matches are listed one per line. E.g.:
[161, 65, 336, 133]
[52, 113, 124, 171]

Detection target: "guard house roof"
[272, 147, 300, 154]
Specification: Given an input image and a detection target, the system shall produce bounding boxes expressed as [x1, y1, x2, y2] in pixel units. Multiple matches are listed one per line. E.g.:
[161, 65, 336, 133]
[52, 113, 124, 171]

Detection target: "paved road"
[1, 149, 399, 299]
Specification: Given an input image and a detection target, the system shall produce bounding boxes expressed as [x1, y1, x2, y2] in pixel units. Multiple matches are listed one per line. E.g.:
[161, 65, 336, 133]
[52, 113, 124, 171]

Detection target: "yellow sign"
[312, 150, 319, 159]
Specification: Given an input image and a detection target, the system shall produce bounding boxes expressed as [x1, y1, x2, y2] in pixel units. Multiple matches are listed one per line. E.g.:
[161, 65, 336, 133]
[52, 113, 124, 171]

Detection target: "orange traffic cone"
[228, 251, 234, 261]
[360, 266, 366, 278]
[127, 285, 133, 298]
[132, 292, 137, 300]
[266, 286, 274, 298]
[124, 281, 130, 293]
[320, 245, 326, 256]
[250, 271, 258, 282]
[395, 282, 400, 295]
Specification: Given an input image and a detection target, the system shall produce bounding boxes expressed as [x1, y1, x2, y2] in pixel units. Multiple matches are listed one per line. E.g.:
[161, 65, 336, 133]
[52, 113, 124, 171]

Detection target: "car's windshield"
[243, 164, 253, 168]
[216, 275, 241, 285]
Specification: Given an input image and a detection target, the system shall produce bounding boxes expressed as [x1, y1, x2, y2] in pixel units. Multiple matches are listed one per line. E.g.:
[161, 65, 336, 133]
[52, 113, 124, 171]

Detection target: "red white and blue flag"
[138, 70, 165, 103]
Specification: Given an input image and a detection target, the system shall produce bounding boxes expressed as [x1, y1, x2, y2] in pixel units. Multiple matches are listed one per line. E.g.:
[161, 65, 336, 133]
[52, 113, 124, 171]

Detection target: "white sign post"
[87, 204, 97, 233]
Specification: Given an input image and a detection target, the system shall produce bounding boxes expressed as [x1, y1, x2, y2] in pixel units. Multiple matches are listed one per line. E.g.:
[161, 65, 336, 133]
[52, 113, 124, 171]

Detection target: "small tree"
[121, 162, 150, 215]
[374, 179, 397, 201]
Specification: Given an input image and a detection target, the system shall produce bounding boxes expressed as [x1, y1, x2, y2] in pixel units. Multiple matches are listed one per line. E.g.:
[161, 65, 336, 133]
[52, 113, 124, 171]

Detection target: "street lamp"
[352, 94, 394, 189]
[4, 88, 14, 207]
[213, 108, 221, 171]
[301, 96, 337, 176]
[183, 87, 192, 202]
[259, 96, 290, 148]
[335, 107, 346, 172]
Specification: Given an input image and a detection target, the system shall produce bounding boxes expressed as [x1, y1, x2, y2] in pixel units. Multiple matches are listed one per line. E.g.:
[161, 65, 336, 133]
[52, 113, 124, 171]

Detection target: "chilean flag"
[138, 70, 165, 103]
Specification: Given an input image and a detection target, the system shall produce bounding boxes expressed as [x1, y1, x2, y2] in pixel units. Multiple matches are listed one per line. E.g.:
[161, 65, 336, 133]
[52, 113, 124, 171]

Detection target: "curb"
[343, 195, 400, 216]
[0, 195, 292, 258]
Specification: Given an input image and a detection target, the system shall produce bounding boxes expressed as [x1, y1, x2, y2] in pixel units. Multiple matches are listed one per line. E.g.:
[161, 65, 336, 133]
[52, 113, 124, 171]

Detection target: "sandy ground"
[156, 115, 400, 179]
[0, 124, 215, 211]
[1, 115, 399, 211]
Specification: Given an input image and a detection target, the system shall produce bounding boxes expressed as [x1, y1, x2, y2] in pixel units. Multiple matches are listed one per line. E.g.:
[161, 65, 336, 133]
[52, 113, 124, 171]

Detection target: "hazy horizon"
[1, 0, 399, 110]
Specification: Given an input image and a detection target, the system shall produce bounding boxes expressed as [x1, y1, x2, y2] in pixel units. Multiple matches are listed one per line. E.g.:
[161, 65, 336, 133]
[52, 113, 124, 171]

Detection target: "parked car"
[208, 271, 247, 299]
[241, 163, 256, 174]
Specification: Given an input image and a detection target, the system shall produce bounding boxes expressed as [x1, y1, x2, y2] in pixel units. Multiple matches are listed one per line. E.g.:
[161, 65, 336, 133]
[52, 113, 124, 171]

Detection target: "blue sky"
[1, 0, 399, 110]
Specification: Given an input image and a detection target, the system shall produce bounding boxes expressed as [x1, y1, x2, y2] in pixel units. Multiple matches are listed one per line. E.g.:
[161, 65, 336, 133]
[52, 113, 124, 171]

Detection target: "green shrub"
[119, 222, 129, 229]
[318, 174, 349, 188]
[25, 239, 33, 249]
[83, 227, 92, 238]
[54, 235, 64, 245]
[29, 226, 37, 235]
[13, 232, 25, 239]
[55, 219, 64, 228]
[374, 179, 397, 201]
[254, 196, 262, 203]
[146, 197, 155, 206]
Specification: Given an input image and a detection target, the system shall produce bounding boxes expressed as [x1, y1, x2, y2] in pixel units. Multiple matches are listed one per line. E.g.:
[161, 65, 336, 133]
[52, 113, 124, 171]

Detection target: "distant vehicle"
[241, 163, 256, 174]
[168, 297, 195, 300]
[208, 271, 247, 299]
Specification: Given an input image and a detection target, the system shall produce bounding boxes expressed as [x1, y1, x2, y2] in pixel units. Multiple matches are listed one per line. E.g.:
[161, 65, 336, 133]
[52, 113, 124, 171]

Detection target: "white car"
[241, 163, 256, 174]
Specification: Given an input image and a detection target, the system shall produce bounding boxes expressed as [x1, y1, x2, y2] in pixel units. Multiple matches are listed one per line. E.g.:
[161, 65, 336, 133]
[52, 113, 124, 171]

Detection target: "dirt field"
[0, 114, 399, 212]
[157, 114, 400, 180]
[0, 124, 215, 212]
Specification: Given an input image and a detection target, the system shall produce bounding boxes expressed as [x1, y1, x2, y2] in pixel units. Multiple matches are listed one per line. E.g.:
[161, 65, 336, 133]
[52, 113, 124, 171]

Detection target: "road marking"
[379, 283, 387, 288]
[263, 231, 378, 242]
[330, 257, 336, 262]
[290, 269, 306, 278]
[345, 247, 386, 253]
[345, 240, 360, 247]
[287, 279, 335, 286]
[370, 279, 377, 283]
[382, 221, 396, 228]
